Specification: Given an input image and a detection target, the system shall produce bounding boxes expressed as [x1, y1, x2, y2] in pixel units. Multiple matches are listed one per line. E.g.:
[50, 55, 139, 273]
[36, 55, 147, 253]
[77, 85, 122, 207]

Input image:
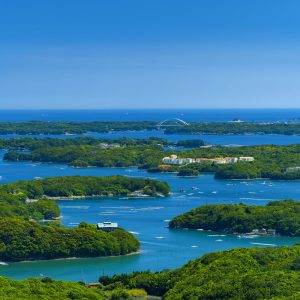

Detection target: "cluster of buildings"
[162, 154, 255, 165]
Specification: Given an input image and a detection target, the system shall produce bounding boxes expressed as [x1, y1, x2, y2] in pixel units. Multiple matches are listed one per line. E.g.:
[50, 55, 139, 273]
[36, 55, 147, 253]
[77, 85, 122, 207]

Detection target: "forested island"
[1, 120, 300, 135]
[0, 218, 139, 262]
[6, 141, 300, 180]
[0, 136, 193, 150]
[0, 175, 170, 198]
[98, 243, 300, 299]
[169, 200, 300, 236]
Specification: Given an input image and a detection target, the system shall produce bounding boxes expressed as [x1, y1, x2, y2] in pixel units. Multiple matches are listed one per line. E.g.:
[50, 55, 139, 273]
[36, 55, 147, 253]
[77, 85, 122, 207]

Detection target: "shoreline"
[4, 250, 143, 265]
[38, 193, 167, 201]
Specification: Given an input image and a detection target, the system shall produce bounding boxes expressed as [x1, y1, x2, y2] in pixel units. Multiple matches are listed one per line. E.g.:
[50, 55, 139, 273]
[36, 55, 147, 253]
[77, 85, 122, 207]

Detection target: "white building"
[225, 157, 239, 163]
[239, 156, 255, 162]
[162, 154, 254, 165]
[97, 222, 118, 232]
[162, 155, 195, 165]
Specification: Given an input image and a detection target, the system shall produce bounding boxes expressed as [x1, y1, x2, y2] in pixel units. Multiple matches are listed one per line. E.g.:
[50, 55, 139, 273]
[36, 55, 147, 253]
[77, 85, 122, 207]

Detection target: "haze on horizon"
[1, 0, 300, 109]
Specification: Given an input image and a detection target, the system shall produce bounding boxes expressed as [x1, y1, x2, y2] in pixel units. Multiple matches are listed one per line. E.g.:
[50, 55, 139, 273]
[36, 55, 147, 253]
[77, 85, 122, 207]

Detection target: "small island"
[0, 218, 139, 262]
[0, 175, 170, 199]
[177, 168, 200, 177]
[169, 200, 300, 236]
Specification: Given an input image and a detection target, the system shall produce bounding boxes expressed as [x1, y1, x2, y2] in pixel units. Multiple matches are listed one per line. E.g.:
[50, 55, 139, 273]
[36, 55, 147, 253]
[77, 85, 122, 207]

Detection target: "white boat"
[238, 234, 258, 239]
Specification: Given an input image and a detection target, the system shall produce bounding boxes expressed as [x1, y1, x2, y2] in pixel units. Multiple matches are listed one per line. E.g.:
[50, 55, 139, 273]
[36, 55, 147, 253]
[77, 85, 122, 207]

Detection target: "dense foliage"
[0, 218, 139, 262]
[177, 168, 199, 177]
[4, 145, 165, 169]
[0, 276, 147, 299]
[0, 176, 170, 198]
[169, 200, 300, 236]
[0, 136, 171, 150]
[164, 121, 300, 135]
[0, 121, 156, 134]
[0, 191, 60, 220]
[99, 243, 300, 299]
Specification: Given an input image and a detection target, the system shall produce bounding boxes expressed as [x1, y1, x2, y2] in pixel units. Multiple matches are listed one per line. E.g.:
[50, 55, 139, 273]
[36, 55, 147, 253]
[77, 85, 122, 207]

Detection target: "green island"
[0, 176, 169, 262]
[6, 141, 300, 180]
[2, 121, 300, 135]
[0, 218, 139, 262]
[0, 175, 170, 198]
[0, 136, 188, 150]
[98, 243, 300, 299]
[169, 200, 300, 236]
[0, 276, 147, 299]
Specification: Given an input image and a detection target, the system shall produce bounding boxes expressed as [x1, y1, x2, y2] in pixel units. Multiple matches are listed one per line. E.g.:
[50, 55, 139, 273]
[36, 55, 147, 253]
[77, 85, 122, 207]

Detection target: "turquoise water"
[1, 154, 300, 282]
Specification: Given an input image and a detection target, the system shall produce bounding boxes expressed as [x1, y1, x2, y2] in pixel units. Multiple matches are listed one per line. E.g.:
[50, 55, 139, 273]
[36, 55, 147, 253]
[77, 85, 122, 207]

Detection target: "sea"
[1, 109, 300, 282]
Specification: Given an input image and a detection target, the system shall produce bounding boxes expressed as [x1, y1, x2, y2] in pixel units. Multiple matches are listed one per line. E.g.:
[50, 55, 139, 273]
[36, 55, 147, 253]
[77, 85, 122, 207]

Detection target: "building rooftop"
[97, 222, 118, 228]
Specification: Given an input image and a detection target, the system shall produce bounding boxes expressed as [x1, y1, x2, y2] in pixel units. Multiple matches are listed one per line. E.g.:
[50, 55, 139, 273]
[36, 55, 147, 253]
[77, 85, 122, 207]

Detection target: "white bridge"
[156, 118, 190, 127]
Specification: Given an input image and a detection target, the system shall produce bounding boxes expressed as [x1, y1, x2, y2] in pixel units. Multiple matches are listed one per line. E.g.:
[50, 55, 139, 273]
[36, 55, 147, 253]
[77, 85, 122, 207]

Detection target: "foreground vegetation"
[0, 218, 139, 262]
[6, 142, 300, 180]
[169, 200, 300, 236]
[99, 243, 300, 299]
[0, 276, 147, 299]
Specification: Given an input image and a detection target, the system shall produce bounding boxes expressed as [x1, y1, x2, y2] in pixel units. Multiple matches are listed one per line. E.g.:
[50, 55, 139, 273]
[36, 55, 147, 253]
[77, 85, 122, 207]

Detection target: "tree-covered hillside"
[99, 243, 300, 299]
[169, 200, 300, 236]
[0, 276, 147, 299]
[0, 176, 170, 198]
[0, 218, 140, 262]
[0, 191, 60, 220]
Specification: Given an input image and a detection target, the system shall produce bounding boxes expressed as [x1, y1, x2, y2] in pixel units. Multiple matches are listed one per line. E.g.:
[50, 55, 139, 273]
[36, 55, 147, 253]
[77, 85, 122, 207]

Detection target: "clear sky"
[1, 0, 300, 109]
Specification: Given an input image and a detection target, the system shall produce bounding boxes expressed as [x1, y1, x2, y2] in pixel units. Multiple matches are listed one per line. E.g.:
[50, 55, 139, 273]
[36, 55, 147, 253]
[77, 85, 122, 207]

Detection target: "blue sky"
[1, 0, 300, 109]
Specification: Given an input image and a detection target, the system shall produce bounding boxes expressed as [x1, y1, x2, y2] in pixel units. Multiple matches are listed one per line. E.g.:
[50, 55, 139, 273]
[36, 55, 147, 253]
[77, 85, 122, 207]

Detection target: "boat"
[237, 234, 258, 239]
